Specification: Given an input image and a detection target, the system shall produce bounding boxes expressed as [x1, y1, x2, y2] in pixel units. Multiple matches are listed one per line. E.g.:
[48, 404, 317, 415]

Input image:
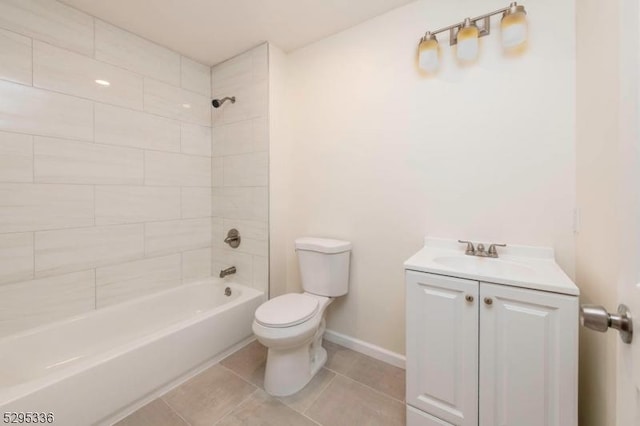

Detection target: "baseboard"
[324, 329, 405, 369]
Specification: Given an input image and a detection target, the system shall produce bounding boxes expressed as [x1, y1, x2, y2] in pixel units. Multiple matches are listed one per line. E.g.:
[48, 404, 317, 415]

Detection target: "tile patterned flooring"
[116, 340, 406, 425]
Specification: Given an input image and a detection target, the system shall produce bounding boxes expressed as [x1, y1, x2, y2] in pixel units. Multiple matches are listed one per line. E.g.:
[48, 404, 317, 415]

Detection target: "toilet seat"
[255, 293, 319, 328]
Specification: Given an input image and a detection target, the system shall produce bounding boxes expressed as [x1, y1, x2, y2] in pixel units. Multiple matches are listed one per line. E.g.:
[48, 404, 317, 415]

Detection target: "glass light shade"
[456, 25, 479, 62]
[501, 11, 528, 49]
[418, 37, 439, 73]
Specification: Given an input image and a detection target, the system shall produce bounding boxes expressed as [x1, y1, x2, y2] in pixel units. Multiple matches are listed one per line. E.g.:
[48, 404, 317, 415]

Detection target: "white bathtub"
[0, 278, 264, 425]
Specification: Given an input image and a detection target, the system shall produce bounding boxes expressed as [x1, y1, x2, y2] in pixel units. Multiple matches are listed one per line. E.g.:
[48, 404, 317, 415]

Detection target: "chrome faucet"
[458, 240, 506, 258]
[219, 266, 236, 278]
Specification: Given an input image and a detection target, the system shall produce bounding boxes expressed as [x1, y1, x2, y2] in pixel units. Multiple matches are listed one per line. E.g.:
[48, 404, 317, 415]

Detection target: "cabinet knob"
[465, 294, 474, 303]
[484, 297, 493, 305]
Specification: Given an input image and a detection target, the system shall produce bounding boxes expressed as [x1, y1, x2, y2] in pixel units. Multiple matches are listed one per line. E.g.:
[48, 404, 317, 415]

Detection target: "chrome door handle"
[580, 304, 633, 344]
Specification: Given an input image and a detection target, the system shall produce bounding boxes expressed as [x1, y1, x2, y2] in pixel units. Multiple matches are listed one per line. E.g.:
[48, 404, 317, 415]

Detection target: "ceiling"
[61, 0, 415, 65]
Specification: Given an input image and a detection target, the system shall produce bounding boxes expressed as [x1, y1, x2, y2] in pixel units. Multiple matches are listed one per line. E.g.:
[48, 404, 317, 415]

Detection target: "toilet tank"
[295, 237, 351, 297]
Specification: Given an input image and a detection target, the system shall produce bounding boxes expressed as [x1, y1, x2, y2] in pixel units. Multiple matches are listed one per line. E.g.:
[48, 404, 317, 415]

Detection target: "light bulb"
[418, 33, 439, 74]
[501, 3, 528, 50]
[456, 20, 479, 63]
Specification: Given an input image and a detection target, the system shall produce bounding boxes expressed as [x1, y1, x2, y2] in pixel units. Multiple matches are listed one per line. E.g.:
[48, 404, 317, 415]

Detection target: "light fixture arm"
[423, 2, 524, 46]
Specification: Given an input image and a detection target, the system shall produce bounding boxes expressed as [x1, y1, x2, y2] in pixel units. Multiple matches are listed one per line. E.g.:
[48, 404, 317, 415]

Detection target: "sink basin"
[433, 255, 536, 278]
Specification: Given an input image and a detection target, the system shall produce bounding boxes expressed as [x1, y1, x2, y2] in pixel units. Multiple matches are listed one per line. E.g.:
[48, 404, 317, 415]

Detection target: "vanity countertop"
[404, 237, 579, 296]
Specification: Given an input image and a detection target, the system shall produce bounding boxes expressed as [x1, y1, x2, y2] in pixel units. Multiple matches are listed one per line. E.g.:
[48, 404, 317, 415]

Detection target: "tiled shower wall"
[211, 45, 270, 294]
[0, 0, 214, 337]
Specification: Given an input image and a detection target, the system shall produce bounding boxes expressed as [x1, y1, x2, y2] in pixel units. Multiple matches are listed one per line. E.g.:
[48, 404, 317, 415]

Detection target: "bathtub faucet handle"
[224, 229, 241, 249]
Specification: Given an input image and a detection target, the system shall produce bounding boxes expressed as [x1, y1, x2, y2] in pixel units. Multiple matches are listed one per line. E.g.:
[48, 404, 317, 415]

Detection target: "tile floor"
[116, 340, 406, 426]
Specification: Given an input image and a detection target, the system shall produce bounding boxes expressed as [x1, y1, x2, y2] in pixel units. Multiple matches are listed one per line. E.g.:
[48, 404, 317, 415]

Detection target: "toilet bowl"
[252, 237, 351, 396]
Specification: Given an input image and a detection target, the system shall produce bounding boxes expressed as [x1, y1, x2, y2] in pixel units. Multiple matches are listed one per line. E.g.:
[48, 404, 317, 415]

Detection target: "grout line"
[93, 268, 97, 309]
[158, 398, 192, 426]
[331, 369, 406, 404]
[218, 363, 261, 389]
[31, 232, 35, 279]
[211, 388, 260, 426]
[300, 370, 337, 416]
[29, 35, 33, 86]
[92, 17, 96, 59]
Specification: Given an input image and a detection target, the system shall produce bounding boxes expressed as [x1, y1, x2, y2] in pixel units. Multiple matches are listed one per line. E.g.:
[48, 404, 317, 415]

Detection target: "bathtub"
[0, 278, 264, 426]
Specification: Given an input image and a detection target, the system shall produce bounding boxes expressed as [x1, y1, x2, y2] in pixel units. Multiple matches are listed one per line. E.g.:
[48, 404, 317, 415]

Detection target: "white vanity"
[404, 238, 579, 426]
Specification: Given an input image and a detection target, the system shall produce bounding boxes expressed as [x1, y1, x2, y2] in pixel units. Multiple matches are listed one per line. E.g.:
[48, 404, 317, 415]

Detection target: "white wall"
[575, 2, 620, 425]
[0, 0, 214, 336]
[272, 0, 577, 354]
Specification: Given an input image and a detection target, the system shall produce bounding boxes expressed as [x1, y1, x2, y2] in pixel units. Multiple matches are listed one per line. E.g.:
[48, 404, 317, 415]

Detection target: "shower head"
[212, 96, 236, 108]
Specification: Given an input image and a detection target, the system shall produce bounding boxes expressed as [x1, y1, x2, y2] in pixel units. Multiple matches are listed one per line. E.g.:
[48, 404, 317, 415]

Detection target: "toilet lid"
[255, 294, 319, 328]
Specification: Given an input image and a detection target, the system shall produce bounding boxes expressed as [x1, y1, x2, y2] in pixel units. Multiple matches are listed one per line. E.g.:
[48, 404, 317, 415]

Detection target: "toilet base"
[263, 322, 328, 397]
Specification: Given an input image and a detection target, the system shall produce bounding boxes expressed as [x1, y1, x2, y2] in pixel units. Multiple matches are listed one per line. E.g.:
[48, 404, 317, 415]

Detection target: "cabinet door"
[479, 283, 578, 426]
[406, 271, 479, 426]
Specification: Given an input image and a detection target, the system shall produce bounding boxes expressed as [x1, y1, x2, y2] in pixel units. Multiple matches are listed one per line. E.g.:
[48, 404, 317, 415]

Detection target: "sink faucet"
[458, 240, 506, 258]
[219, 266, 236, 278]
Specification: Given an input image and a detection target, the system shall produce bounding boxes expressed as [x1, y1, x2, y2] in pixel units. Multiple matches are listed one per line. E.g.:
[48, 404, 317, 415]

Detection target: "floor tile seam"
[331, 369, 406, 404]
[218, 362, 262, 389]
[157, 396, 194, 426]
[300, 370, 339, 417]
[212, 387, 261, 426]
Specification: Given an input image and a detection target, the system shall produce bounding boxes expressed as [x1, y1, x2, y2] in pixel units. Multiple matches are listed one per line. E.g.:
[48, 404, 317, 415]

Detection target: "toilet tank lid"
[295, 237, 352, 254]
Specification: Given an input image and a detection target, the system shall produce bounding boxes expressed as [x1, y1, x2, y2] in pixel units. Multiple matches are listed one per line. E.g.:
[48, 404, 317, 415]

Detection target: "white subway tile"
[0, 80, 93, 141]
[211, 187, 268, 221]
[211, 217, 224, 247]
[95, 20, 179, 85]
[96, 254, 181, 308]
[181, 56, 211, 96]
[182, 247, 211, 282]
[144, 78, 211, 126]
[211, 52, 253, 95]
[34, 137, 144, 184]
[251, 44, 269, 83]
[212, 120, 252, 157]
[33, 41, 143, 110]
[145, 151, 211, 187]
[222, 218, 268, 256]
[0, 0, 93, 56]
[211, 45, 268, 126]
[0, 131, 33, 183]
[223, 152, 268, 187]
[94, 103, 180, 152]
[252, 116, 269, 152]
[181, 187, 211, 219]
[145, 218, 211, 256]
[181, 123, 211, 156]
[35, 224, 144, 277]
[211, 157, 223, 187]
[212, 79, 267, 126]
[252, 255, 269, 293]
[0, 183, 93, 233]
[211, 246, 252, 285]
[0, 232, 33, 285]
[95, 185, 180, 225]
[212, 118, 268, 157]
[0, 270, 95, 338]
[0, 28, 32, 85]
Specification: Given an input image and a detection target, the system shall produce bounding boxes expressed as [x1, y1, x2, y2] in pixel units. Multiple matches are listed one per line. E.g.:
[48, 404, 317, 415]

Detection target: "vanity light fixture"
[95, 79, 110, 86]
[456, 18, 480, 63]
[417, 2, 527, 73]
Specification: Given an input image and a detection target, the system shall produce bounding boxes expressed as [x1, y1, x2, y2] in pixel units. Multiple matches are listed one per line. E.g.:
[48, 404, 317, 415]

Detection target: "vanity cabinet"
[406, 270, 578, 426]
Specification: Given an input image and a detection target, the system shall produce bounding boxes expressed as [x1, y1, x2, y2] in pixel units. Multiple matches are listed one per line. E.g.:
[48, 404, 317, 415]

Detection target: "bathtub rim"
[0, 278, 263, 405]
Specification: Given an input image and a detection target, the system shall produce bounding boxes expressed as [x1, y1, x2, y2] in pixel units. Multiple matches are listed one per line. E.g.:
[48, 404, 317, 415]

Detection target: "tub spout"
[219, 266, 236, 278]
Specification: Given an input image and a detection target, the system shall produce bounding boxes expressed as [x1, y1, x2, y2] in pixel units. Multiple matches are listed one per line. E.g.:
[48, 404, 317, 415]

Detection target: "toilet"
[252, 237, 351, 396]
